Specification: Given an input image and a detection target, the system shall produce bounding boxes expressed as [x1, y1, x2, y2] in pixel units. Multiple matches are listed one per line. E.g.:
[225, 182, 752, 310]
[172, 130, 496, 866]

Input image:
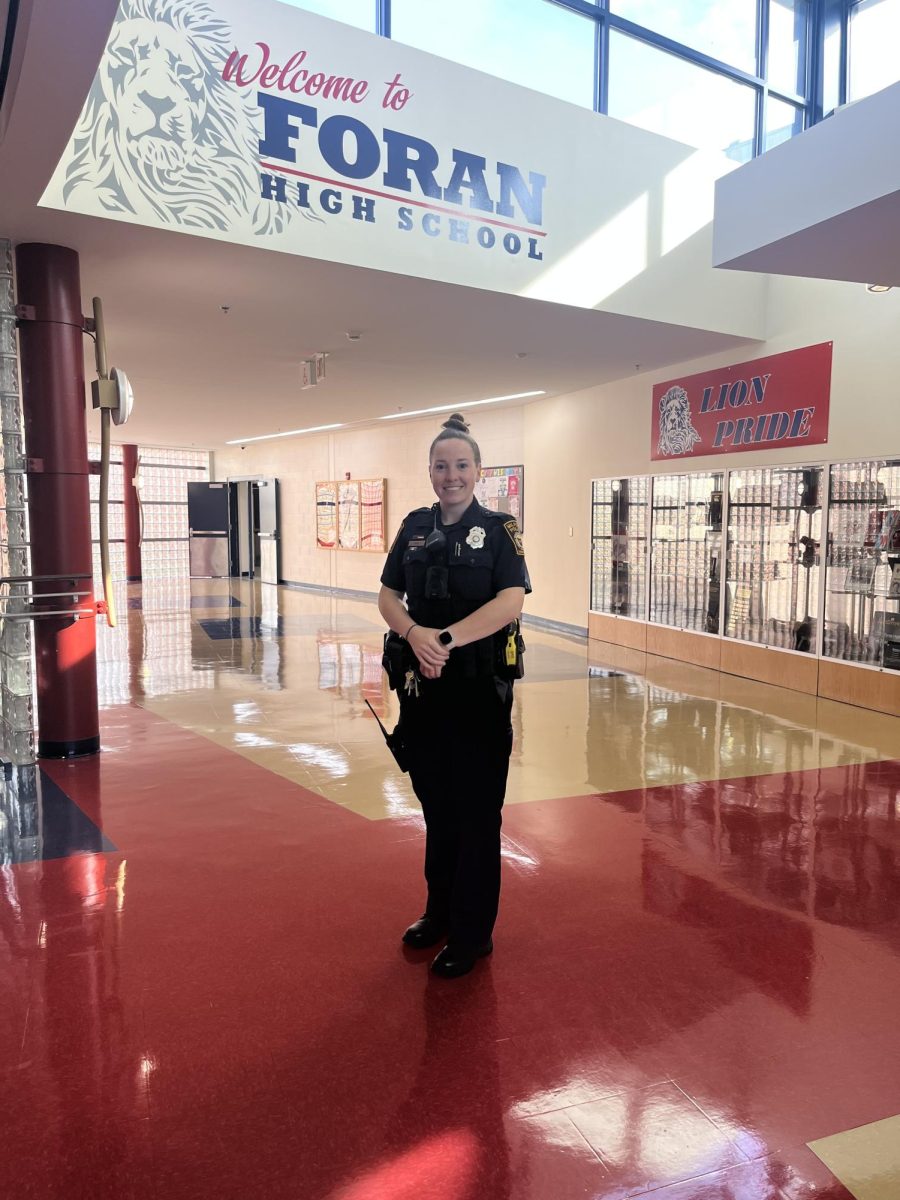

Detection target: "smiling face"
[429, 438, 481, 519]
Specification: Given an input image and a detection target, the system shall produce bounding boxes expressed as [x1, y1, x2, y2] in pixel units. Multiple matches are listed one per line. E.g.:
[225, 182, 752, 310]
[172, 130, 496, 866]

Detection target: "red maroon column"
[122, 443, 142, 582]
[16, 244, 99, 758]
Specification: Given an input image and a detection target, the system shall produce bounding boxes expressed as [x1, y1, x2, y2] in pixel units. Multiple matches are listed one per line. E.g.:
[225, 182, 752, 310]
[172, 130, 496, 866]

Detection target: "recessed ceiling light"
[225, 423, 344, 445]
[378, 391, 545, 420]
[866, 283, 893, 293]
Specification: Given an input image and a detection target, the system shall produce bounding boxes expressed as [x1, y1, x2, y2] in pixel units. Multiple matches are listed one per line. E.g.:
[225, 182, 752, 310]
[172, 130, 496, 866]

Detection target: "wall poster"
[338, 481, 360, 549]
[359, 478, 386, 552]
[315, 481, 336, 548]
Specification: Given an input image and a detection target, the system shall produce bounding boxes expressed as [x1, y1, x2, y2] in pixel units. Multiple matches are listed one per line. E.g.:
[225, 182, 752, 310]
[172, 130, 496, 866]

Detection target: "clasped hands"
[407, 625, 450, 680]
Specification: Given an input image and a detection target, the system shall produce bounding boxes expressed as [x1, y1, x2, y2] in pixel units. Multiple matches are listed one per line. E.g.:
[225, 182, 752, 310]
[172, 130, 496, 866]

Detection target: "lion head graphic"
[657, 386, 702, 457]
[62, 0, 316, 235]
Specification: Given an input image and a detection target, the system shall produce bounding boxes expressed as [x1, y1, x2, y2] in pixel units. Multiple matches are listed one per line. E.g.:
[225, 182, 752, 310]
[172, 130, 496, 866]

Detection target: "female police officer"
[378, 414, 530, 978]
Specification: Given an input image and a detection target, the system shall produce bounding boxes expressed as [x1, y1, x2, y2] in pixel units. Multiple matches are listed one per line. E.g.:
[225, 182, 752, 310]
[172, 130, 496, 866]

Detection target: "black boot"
[402, 915, 447, 949]
[430, 939, 493, 978]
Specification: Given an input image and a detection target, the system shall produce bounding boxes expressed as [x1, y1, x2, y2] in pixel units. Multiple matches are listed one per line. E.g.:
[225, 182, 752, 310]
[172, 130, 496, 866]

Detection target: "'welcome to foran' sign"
[40, 0, 549, 286]
[652, 343, 833, 462]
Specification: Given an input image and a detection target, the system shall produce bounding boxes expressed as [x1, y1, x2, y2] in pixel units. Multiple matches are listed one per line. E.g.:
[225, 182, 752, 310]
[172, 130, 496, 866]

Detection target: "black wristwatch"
[438, 630, 454, 647]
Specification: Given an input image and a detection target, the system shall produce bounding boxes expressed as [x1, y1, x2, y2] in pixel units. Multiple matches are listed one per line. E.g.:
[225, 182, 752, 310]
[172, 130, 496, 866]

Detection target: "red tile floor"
[1, 583, 898, 1198]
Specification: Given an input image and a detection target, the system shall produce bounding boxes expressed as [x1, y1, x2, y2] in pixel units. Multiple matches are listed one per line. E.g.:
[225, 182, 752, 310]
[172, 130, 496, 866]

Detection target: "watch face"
[439, 631, 452, 645]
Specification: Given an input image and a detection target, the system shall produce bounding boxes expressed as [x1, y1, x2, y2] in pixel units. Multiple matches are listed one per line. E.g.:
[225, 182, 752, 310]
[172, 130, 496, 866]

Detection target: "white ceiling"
[1, 0, 756, 451]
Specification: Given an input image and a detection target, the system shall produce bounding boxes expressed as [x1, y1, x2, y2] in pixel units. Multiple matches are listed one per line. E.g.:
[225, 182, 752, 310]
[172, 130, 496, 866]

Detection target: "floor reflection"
[0, 766, 114, 865]
[599, 758, 900, 942]
[3, 578, 898, 1198]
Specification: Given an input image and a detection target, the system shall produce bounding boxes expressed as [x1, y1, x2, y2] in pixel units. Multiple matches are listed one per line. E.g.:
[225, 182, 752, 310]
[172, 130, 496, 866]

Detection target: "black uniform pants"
[400, 674, 514, 948]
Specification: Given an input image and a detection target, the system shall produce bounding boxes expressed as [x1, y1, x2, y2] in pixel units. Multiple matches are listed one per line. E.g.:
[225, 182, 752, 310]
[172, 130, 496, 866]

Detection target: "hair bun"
[442, 412, 470, 433]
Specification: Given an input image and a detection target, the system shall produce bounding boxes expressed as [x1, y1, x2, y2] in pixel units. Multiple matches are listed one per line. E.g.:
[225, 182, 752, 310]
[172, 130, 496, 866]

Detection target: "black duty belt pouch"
[382, 630, 410, 692]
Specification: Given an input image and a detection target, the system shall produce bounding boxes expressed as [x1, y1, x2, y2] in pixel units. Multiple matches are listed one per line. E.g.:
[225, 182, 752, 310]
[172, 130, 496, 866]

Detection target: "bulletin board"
[316, 478, 386, 552]
[475, 465, 524, 530]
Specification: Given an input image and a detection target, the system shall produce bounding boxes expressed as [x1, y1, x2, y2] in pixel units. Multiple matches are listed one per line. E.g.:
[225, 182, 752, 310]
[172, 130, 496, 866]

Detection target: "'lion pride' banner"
[651, 342, 832, 462]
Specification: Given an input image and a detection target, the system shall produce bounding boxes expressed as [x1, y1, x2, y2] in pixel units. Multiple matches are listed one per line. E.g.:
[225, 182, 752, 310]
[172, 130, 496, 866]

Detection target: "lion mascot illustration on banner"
[657, 385, 702, 457]
[62, 0, 316, 235]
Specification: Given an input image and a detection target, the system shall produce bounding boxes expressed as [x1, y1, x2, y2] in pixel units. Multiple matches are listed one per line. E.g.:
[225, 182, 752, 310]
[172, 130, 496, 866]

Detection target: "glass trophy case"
[825, 458, 900, 670]
[649, 471, 724, 633]
[590, 476, 650, 620]
[724, 464, 823, 652]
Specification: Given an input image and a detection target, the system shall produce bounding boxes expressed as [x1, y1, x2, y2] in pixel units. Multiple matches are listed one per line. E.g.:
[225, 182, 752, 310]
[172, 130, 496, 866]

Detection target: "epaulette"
[478, 505, 514, 524]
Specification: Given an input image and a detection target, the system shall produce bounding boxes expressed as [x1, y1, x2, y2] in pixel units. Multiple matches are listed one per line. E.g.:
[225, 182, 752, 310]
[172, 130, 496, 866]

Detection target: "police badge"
[466, 526, 486, 549]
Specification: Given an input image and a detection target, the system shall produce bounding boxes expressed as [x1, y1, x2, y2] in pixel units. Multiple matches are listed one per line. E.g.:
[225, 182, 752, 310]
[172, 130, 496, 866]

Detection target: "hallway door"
[256, 479, 280, 585]
[187, 482, 230, 577]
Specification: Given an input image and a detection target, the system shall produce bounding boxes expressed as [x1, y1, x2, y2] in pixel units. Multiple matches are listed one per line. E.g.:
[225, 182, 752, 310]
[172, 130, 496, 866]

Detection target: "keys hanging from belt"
[404, 669, 420, 698]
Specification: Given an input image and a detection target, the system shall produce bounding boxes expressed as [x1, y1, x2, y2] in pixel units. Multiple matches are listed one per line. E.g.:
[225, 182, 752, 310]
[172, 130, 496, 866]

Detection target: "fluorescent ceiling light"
[378, 391, 545, 421]
[866, 283, 893, 293]
[225, 423, 343, 445]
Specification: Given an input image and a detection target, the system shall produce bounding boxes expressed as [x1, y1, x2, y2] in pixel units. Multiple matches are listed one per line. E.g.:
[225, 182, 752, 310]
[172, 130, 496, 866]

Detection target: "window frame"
[363, 0, 857, 157]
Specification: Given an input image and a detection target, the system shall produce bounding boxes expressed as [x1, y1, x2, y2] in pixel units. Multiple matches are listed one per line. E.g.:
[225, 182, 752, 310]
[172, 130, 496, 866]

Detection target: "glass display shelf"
[825, 458, 900, 670]
[649, 471, 724, 634]
[724, 464, 823, 653]
[590, 476, 650, 620]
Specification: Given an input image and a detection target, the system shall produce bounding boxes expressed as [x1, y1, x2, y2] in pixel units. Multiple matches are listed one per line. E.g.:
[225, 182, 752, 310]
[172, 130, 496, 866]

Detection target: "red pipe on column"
[122, 443, 142, 582]
[15, 243, 100, 758]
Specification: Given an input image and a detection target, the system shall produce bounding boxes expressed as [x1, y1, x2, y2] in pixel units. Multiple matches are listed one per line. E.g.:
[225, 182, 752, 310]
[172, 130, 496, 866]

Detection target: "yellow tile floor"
[100, 579, 900, 821]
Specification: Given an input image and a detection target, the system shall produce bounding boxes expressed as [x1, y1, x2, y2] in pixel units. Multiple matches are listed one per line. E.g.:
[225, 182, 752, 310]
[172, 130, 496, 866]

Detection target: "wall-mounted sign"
[40, 0, 547, 286]
[36, 0, 748, 334]
[651, 342, 832, 461]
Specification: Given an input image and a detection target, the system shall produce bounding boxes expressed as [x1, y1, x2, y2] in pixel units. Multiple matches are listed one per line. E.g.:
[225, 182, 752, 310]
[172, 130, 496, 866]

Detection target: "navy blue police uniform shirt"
[381, 499, 532, 604]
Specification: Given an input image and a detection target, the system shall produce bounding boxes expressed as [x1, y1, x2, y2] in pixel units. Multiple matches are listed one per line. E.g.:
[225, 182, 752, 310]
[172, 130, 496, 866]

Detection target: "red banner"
[651, 342, 832, 462]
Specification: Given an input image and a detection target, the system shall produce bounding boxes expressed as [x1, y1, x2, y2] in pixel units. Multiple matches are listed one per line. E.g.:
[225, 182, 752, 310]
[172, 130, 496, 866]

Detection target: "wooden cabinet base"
[646, 626, 721, 671]
[818, 659, 900, 717]
[587, 612, 647, 651]
[719, 640, 819, 694]
[588, 614, 900, 712]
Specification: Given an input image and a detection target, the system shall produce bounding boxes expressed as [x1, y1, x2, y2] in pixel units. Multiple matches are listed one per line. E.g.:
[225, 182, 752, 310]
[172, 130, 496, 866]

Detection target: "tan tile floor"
[108, 578, 900, 821]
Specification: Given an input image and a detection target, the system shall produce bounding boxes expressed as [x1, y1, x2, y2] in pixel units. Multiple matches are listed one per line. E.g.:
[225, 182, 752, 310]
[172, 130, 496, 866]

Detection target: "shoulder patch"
[503, 519, 525, 556]
[387, 519, 405, 556]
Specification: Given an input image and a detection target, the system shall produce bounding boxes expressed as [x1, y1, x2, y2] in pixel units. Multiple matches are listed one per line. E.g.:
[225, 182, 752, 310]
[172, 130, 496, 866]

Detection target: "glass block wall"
[0, 239, 35, 765]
